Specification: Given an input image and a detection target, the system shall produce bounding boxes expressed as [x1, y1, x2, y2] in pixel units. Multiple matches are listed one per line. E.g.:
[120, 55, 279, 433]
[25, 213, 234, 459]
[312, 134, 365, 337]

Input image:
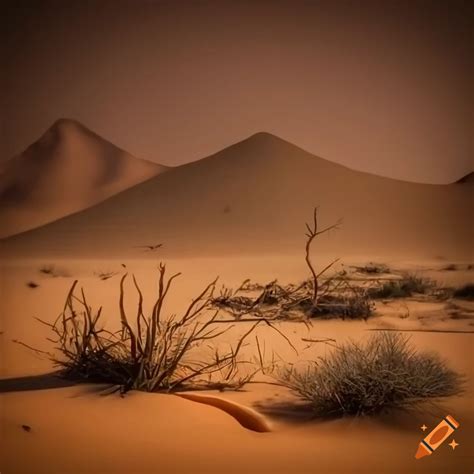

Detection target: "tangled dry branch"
[33, 264, 279, 393]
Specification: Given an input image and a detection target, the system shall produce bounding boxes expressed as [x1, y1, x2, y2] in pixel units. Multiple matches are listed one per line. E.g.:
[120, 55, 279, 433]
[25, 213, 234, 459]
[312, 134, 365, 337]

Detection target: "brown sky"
[2, 0, 472, 183]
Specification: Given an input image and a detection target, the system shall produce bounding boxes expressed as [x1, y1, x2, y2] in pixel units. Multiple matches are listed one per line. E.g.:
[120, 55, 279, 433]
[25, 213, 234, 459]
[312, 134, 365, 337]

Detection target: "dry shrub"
[442, 263, 459, 271]
[453, 284, 474, 300]
[308, 291, 373, 320]
[352, 263, 390, 274]
[39, 265, 69, 278]
[213, 275, 374, 321]
[368, 274, 434, 299]
[279, 332, 463, 417]
[212, 209, 373, 321]
[37, 264, 263, 393]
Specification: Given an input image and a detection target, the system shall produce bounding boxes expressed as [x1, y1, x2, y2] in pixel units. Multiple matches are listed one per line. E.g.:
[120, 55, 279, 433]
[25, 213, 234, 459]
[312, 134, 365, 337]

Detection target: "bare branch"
[304, 207, 341, 306]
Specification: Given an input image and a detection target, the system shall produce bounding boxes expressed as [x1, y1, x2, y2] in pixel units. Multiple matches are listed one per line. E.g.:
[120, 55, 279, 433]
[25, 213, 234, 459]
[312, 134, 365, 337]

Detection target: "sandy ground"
[1, 255, 473, 473]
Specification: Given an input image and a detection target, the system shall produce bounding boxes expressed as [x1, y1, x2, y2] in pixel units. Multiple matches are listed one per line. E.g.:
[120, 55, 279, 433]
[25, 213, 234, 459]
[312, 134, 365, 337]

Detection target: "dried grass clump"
[212, 280, 256, 315]
[352, 263, 390, 274]
[289, 272, 374, 320]
[442, 263, 459, 271]
[213, 273, 374, 321]
[39, 265, 55, 275]
[37, 264, 263, 393]
[453, 284, 474, 300]
[368, 274, 434, 299]
[212, 209, 375, 321]
[39, 265, 68, 278]
[212, 280, 302, 319]
[279, 332, 463, 417]
[308, 291, 374, 320]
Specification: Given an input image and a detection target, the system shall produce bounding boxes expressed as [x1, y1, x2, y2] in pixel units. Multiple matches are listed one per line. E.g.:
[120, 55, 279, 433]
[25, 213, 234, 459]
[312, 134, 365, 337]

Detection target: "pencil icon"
[415, 415, 459, 459]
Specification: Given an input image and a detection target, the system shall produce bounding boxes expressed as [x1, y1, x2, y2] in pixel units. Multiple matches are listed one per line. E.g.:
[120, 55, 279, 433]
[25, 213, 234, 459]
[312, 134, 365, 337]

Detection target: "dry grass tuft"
[308, 291, 373, 320]
[213, 273, 374, 321]
[453, 284, 474, 300]
[39, 265, 69, 278]
[442, 263, 459, 271]
[368, 273, 434, 299]
[351, 263, 390, 274]
[279, 332, 463, 417]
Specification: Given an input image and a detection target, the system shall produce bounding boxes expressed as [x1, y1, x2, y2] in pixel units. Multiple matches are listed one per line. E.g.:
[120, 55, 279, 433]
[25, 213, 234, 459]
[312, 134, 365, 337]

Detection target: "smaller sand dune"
[0, 119, 168, 238]
[2, 132, 471, 259]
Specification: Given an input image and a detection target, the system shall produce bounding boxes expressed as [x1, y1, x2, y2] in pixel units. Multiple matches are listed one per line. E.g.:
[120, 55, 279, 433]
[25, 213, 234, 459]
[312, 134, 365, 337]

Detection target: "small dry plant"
[350, 262, 390, 274]
[35, 264, 265, 393]
[279, 332, 463, 417]
[453, 283, 474, 300]
[368, 273, 435, 299]
[304, 207, 342, 306]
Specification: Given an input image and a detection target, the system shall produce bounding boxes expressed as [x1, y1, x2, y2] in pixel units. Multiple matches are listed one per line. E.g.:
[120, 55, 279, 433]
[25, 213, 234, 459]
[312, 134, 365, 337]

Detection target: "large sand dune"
[1, 132, 472, 259]
[0, 119, 167, 238]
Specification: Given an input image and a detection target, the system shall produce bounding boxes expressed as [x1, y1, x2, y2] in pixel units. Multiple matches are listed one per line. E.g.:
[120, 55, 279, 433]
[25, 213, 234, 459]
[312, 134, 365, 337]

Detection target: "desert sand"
[0, 119, 167, 238]
[1, 256, 473, 474]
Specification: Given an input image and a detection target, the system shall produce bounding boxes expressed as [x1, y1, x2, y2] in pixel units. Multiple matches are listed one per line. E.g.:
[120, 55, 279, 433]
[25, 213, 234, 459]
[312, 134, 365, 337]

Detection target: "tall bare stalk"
[304, 207, 341, 305]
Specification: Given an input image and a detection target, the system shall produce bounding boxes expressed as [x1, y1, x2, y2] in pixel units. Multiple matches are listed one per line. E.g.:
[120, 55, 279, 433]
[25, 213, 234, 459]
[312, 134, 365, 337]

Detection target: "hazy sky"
[2, 0, 472, 183]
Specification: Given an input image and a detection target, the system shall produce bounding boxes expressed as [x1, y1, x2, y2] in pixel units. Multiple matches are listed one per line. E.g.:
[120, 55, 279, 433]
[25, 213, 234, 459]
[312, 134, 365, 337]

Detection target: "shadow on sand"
[253, 400, 318, 424]
[0, 372, 77, 393]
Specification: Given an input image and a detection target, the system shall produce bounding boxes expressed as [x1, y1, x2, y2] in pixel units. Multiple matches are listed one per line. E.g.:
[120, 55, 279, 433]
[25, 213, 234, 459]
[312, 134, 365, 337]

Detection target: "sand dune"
[456, 172, 474, 185]
[0, 119, 167, 238]
[1, 132, 472, 259]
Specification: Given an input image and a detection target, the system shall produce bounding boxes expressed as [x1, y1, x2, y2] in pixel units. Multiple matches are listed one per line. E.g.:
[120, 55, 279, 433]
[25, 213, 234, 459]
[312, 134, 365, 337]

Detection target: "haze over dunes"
[1, 132, 471, 259]
[0, 119, 167, 238]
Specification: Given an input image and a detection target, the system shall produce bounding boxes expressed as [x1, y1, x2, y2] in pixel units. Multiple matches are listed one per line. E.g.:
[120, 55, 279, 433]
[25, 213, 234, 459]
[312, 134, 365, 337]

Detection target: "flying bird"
[95, 271, 119, 281]
[134, 244, 163, 251]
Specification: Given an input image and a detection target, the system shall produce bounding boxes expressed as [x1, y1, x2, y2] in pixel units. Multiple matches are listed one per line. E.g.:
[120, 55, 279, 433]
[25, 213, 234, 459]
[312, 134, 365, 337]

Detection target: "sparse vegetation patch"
[453, 284, 474, 300]
[368, 274, 434, 299]
[212, 208, 374, 321]
[351, 263, 390, 274]
[32, 264, 274, 394]
[279, 332, 463, 417]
